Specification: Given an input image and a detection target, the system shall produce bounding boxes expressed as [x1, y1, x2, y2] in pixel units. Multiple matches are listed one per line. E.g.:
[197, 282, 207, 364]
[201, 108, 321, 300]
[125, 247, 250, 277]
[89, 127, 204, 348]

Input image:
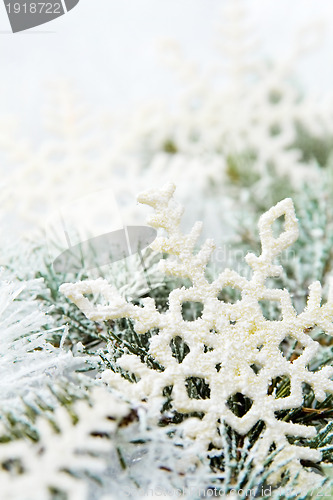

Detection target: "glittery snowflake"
[61, 184, 333, 491]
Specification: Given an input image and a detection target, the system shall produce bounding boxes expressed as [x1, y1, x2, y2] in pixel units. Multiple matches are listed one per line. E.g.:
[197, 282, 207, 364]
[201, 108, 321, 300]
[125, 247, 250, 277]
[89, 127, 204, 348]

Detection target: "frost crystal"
[61, 184, 333, 489]
[0, 387, 130, 500]
[0, 271, 85, 416]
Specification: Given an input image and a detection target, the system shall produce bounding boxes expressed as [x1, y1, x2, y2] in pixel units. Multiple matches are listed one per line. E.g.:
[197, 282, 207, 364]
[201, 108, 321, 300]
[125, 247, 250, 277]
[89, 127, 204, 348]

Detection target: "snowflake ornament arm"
[60, 183, 333, 491]
[0, 387, 130, 500]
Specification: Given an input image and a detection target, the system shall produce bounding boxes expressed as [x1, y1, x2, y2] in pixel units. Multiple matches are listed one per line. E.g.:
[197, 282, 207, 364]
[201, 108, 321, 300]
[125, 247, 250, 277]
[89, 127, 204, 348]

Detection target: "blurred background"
[0, 0, 333, 122]
[1, 0, 333, 253]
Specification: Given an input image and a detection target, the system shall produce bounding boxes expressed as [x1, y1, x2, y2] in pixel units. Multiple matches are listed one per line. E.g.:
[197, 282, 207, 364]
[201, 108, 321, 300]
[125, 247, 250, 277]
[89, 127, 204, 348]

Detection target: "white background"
[0, 0, 333, 129]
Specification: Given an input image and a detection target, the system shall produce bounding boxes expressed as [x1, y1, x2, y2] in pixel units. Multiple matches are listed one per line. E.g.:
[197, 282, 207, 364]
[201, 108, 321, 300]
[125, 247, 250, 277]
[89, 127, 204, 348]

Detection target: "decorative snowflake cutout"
[61, 184, 333, 490]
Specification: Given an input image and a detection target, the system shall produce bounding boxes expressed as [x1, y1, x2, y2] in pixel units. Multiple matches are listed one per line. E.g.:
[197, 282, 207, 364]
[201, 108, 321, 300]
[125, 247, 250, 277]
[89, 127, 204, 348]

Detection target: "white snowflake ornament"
[61, 183, 333, 489]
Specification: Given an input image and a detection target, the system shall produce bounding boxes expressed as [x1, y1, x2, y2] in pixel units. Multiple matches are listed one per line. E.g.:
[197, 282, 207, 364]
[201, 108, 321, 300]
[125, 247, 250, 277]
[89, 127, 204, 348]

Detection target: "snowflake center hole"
[268, 376, 291, 398]
[217, 286, 242, 304]
[226, 393, 253, 418]
[170, 336, 190, 363]
[250, 363, 263, 374]
[259, 300, 282, 321]
[181, 301, 204, 321]
[279, 335, 305, 362]
[185, 377, 211, 400]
